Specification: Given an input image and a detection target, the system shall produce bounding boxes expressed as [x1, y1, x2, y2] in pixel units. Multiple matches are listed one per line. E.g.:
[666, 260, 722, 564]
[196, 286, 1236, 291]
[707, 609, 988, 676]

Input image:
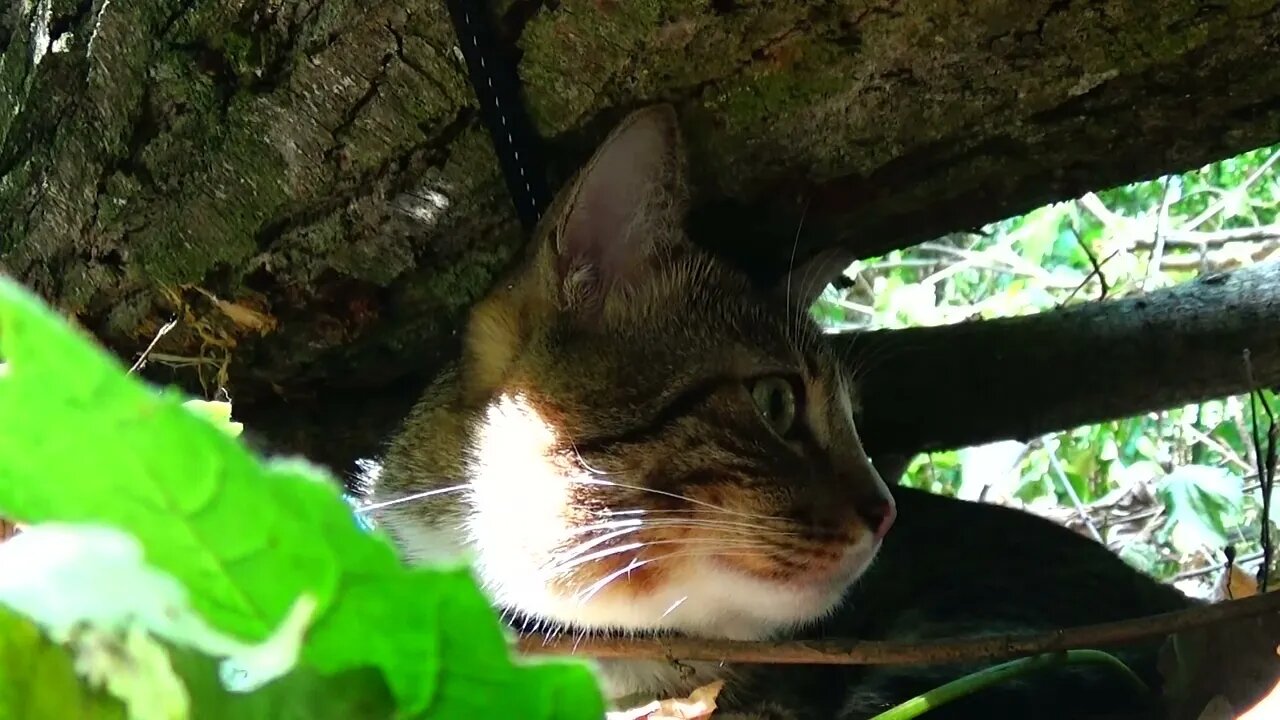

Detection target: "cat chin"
[486, 538, 879, 642]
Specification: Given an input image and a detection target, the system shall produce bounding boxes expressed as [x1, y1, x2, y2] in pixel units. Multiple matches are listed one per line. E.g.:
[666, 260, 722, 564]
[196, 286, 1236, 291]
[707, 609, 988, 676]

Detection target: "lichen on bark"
[1, 0, 1279, 467]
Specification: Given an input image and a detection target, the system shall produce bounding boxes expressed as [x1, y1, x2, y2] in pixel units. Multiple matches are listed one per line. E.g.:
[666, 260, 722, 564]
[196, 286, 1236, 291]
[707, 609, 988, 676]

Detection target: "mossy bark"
[2, 0, 1279, 469]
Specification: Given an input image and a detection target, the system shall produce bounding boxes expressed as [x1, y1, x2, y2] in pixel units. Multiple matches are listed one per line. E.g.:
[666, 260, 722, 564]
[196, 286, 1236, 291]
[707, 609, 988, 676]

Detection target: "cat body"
[369, 106, 1193, 718]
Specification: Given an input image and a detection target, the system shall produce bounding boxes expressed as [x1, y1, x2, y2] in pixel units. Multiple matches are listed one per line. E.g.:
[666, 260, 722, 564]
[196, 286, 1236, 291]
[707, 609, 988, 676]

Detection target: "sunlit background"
[813, 145, 1280, 601]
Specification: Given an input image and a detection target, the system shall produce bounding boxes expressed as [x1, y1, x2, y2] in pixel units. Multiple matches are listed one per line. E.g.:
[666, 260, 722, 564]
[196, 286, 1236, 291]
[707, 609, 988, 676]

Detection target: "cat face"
[387, 106, 894, 640]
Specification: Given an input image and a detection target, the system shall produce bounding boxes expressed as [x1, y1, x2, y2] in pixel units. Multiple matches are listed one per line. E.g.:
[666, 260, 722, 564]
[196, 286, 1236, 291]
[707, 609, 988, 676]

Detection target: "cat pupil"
[752, 377, 796, 435]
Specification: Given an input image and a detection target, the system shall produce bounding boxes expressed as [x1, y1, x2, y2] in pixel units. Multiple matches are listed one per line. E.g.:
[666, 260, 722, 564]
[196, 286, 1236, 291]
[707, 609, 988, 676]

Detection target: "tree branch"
[240, 261, 1280, 481]
[516, 590, 1280, 666]
[851, 261, 1280, 458]
[3, 0, 1280, 443]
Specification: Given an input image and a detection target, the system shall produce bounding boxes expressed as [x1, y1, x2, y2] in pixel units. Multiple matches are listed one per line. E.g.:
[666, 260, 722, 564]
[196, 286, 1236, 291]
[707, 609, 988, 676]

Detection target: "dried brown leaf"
[609, 680, 725, 720]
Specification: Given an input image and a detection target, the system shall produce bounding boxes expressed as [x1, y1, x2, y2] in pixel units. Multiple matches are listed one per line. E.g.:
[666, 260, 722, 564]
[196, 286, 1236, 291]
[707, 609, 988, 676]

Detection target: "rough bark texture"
[2, 1, 1279, 470]
[851, 261, 1280, 458]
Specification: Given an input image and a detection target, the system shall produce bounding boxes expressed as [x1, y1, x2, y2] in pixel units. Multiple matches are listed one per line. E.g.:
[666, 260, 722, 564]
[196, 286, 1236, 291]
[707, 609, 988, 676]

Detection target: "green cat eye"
[751, 376, 800, 436]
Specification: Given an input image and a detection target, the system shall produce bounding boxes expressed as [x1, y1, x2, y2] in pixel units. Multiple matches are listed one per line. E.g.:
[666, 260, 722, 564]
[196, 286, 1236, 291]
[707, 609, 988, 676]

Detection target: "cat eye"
[750, 376, 802, 437]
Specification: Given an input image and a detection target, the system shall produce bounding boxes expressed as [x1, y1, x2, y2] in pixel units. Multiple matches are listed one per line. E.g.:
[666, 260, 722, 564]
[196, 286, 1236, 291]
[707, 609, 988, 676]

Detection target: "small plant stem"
[868, 650, 1149, 720]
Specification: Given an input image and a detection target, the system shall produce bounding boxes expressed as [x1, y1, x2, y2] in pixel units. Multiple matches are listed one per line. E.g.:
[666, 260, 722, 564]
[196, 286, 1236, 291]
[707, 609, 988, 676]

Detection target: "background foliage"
[814, 145, 1280, 597]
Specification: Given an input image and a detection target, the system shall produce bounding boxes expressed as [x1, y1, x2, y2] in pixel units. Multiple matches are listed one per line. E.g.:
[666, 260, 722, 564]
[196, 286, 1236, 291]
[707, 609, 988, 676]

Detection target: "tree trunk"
[2, 1, 1279, 471]
[851, 260, 1280, 458]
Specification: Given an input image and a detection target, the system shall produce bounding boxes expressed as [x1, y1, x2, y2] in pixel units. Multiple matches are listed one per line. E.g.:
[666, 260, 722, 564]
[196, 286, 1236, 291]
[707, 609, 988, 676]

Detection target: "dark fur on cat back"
[369, 105, 1195, 719]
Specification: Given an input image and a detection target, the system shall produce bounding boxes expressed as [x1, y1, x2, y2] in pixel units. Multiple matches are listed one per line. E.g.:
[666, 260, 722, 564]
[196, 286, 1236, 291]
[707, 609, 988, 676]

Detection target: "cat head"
[387, 105, 894, 640]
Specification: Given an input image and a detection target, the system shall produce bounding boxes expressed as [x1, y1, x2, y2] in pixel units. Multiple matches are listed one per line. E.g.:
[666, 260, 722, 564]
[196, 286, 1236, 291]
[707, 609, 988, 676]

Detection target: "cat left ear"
[775, 247, 856, 310]
[551, 105, 686, 311]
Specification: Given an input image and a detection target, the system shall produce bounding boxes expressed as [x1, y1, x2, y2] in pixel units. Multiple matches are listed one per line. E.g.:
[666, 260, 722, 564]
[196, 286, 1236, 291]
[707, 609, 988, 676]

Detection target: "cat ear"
[775, 246, 856, 310]
[552, 105, 685, 309]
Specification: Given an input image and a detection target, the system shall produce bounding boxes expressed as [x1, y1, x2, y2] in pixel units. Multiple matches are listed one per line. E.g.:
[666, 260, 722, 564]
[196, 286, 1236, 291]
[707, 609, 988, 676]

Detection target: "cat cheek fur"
[372, 104, 1196, 716]
[458, 392, 877, 641]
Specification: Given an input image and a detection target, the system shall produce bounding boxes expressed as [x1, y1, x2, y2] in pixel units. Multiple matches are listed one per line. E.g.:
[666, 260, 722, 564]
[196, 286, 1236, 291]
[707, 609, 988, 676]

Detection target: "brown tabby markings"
[369, 106, 1194, 718]
[372, 106, 892, 664]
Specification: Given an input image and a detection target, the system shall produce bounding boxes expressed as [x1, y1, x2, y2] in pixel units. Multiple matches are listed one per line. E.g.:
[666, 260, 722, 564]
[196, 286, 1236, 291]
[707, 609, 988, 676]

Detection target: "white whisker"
[660, 595, 689, 620]
[548, 541, 647, 575]
[562, 518, 645, 536]
[573, 476, 794, 523]
[573, 548, 764, 606]
[548, 537, 772, 577]
[575, 556, 657, 605]
[548, 527, 648, 568]
[357, 484, 469, 513]
[560, 516, 791, 542]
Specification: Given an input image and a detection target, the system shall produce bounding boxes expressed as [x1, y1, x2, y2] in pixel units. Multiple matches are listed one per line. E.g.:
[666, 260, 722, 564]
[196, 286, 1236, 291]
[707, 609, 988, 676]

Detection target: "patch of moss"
[1227, 0, 1276, 17]
[219, 30, 260, 79]
[145, 50, 234, 184]
[0, 159, 34, 249]
[519, 0, 671, 132]
[0, 15, 35, 149]
[129, 110, 291, 285]
[400, 243, 514, 313]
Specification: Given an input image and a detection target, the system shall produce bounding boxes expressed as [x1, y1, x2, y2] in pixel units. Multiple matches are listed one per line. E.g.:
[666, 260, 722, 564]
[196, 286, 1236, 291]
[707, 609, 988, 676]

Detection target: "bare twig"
[1134, 225, 1280, 249]
[1064, 223, 1112, 304]
[1182, 149, 1280, 232]
[1078, 190, 1280, 250]
[517, 591, 1280, 665]
[128, 317, 179, 374]
[1143, 176, 1174, 292]
[914, 242, 1082, 289]
[1045, 444, 1104, 543]
[1245, 351, 1276, 591]
[1182, 422, 1255, 474]
[1174, 549, 1265, 582]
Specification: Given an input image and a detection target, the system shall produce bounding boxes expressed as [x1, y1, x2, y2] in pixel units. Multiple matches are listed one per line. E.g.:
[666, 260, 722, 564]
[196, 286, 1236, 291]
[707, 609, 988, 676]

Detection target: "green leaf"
[0, 522, 324, 715]
[0, 278, 605, 718]
[0, 604, 397, 720]
[0, 607, 127, 720]
[1157, 465, 1245, 553]
[183, 399, 245, 438]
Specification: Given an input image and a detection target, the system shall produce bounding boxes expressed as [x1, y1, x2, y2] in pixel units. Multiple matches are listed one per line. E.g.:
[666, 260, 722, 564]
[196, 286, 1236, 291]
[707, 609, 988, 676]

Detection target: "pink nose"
[861, 499, 896, 540]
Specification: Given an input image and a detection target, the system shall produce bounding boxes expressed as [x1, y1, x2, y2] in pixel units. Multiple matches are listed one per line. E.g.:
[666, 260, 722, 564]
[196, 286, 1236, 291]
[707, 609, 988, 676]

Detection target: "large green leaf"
[0, 608, 127, 720]
[0, 277, 605, 718]
[1157, 464, 1245, 553]
[0, 602, 397, 720]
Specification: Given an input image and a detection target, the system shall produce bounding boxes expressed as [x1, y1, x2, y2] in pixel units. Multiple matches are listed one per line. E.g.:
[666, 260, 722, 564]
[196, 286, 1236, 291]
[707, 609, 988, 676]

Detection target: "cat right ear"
[550, 105, 686, 312]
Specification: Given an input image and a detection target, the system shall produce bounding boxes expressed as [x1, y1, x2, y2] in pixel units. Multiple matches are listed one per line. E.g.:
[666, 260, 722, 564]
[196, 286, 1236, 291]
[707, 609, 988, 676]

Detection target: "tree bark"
[1, 1, 1279, 470]
[236, 260, 1280, 473]
[851, 260, 1280, 458]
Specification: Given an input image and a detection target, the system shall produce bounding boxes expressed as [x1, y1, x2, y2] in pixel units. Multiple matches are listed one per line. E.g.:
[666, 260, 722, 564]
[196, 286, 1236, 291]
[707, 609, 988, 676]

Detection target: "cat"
[367, 105, 1195, 719]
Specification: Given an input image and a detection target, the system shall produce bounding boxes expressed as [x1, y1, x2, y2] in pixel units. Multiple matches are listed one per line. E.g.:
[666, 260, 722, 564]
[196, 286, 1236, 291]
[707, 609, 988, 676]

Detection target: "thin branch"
[1182, 149, 1280, 232]
[1181, 422, 1255, 474]
[127, 317, 179, 374]
[913, 242, 1082, 289]
[1173, 549, 1265, 582]
[1135, 225, 1280, 249]
[1062, 222, 1112, 304]
[1143, 176, 1174, 292]
[1078, 190, 1280, 250]
[1245, 351, 1276, 592]
[517, 591, 1280, 666]
[1045, 444, 1104, 543]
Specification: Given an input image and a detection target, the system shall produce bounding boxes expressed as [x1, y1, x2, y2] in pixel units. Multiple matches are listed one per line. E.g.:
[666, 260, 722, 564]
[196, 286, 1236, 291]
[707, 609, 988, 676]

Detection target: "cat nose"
[859, 497, 896, 540]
